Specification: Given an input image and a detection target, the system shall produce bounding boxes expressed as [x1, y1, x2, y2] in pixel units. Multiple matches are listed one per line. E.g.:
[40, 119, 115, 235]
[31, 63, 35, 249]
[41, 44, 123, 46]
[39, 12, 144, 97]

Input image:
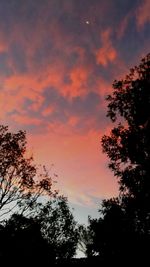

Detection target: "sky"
[0, 0, 150, 226]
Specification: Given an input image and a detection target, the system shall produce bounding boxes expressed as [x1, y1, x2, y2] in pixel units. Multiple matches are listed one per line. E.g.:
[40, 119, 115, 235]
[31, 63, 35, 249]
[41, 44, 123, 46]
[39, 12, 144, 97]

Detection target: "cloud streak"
[136, 0, 150, 28]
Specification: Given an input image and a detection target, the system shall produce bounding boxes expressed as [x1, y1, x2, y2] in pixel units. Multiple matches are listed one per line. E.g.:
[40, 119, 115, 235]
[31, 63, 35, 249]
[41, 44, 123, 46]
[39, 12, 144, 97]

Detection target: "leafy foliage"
[0, 125, 56, 220]
[38, 196, 79, 259]
[0, 125, 80, 263]
[88, 53, 150, 263]
[101, 53, 150, 232]
[0, 197, 79, 264]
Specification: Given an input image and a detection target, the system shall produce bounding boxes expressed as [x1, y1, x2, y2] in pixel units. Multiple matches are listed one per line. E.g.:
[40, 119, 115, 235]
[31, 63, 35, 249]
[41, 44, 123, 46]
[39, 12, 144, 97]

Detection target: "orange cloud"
[68, 116, 79, 127]
[117, 12, 132, 39]
[4, 64, 64, 93]
[63, 66, 90, 98]
[11, 114, 42, 126]
[2, 59, 67, 113]
[136, 0, 150, 28]
[42, 106, 54, 117]
[97, 77, 112, 97]
[1, 74, 44, 115]
[95, 29, 117, 66]
[0, 42, 8, 53]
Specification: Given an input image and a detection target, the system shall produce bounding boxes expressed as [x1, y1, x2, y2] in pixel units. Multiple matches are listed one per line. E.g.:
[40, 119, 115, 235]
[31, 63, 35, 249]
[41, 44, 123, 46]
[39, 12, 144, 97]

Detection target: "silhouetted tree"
[0, 125, 81, 266]
[88, 53, 150, 264]
[87, 198, 137, 264]
[38, 196, 79, 260]
[101, 53, 150, 235]
[0, 125, 56, 221]
[0, 197, 79, 265]
[0, 214, 53, 266]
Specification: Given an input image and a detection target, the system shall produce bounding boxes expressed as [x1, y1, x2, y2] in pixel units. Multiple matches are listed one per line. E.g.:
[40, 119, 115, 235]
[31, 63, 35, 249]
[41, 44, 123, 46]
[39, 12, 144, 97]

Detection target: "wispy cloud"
[136, 0, 150, 28]
[95, 28, 117, 66]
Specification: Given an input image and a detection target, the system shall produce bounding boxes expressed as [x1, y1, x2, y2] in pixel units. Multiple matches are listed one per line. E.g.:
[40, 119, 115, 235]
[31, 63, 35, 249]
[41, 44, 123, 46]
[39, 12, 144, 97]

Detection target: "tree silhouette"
[38, 196, 79, 260]
[87, 198, 137, 264]
[88, 53, 150, 264]
[0, 125, 57, 221]
[0, 125, 81, 266]
[101, 53, 150, 234]
[0, 214, 53, 266]
[0, 197, 79, 266]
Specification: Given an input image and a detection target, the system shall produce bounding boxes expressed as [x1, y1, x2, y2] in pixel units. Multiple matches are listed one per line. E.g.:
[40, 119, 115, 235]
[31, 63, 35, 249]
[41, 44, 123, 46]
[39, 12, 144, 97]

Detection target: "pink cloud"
[63, 65, 91, 98]
[42, 106, 54, 117]
[0, 42, 8, 53]
[11, 114, 42, 126]
[68, 116, 79, 127]
[117, 12, 132, 39]
[27, 129, 118, 206]
[95, 29, 117, 66]
[136, 0, 150, 28]
[1, 74, 45, 116]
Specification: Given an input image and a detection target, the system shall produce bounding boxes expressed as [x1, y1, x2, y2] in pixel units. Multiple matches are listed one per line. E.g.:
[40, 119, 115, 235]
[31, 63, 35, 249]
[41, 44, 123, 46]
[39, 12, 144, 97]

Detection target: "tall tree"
[88, 53, 150, 263]
[0, 125, 56, 221]
[101, 53, 150, 234]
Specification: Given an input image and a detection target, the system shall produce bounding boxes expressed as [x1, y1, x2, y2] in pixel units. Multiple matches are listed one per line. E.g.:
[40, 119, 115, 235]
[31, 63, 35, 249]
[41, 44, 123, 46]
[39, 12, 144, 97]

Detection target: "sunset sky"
[0, 0, 150, 225]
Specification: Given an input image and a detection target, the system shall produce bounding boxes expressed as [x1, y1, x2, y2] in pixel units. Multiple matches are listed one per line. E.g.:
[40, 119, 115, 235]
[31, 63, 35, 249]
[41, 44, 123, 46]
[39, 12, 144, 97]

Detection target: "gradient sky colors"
[0, 0, 150, 225]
